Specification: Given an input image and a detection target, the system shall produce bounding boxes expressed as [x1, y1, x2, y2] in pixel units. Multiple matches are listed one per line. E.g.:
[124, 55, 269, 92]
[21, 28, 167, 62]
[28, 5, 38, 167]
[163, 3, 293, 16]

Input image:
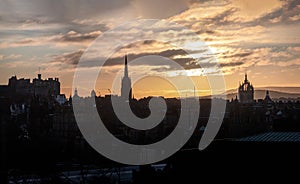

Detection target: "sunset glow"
[1, 0, 300, 98]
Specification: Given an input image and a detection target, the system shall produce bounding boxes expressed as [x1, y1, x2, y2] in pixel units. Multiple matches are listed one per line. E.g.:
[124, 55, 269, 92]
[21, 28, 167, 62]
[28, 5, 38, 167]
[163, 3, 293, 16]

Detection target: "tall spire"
[245, 72, 247, 82]
[124, 55, 128, 77]
[121, 54, 132, 100]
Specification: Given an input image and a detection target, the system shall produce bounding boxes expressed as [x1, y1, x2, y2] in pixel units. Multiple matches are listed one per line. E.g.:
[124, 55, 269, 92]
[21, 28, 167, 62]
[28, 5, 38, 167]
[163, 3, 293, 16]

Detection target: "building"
[264, 90, 273, 104]
[121, 55, 132, 100]
[0, 73, 60, 99]
[238, 73, 254, 103]
[32, 73, 60, 97]
[91, 90, 96, 98]
[72, 88, 80, 100]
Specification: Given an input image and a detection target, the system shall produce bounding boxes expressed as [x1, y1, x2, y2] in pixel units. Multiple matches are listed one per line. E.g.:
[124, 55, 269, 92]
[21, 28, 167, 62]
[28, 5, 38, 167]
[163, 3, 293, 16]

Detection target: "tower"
[264, 90, 273, 104]
[121, 55, 132, 100]
[238, 73, 254, 103]
[91, 89, 96, 98]
[73, 88, 80, 99]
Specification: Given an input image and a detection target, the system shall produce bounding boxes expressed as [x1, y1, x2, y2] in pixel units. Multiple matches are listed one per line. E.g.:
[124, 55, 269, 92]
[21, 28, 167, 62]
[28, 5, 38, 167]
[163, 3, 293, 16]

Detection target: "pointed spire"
[124, 55, 128, 77]
[245, 72, 247, 82]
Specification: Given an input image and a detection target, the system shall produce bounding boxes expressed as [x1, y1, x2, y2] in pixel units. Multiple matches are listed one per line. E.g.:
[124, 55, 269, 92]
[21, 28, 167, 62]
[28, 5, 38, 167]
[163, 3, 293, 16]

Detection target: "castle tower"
[121, 55, 132, 101]
[238, 73, 254, 103]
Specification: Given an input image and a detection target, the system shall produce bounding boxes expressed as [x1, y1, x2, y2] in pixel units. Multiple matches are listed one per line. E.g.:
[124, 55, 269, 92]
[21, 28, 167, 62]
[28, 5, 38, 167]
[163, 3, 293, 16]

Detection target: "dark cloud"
[52, 49, 84, 66]
[0, 0, 190, 24]
[54, 30, 101, 43]
[15, 39, 35, 45]
[205, 30, 216, 34]
[190, 7, 239, 28]
[134, 0, 189, 19]
[222, 52, 253, 59]
[123, 40, 208, 54]
[210, 7, 238, 24]
[52, 47, 212, 71]
[253, 0, 300, 25]
[105, 49, 199, 68]
[220, 61, 244, 67]
[0, 0, 132, 23]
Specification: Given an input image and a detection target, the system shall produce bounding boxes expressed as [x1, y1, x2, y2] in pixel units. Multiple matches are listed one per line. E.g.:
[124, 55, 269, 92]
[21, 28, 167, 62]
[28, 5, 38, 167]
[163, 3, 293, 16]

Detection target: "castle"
[0, 73, 60, 99]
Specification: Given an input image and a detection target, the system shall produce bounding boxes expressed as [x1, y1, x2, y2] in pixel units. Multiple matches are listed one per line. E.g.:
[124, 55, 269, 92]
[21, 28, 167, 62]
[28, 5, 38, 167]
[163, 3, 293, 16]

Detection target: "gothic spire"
[124, 55, 128, 77]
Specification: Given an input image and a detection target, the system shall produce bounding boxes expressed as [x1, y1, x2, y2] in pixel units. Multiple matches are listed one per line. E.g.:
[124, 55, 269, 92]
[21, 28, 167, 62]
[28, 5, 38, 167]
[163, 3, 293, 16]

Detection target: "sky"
[0, 0, 300, 98]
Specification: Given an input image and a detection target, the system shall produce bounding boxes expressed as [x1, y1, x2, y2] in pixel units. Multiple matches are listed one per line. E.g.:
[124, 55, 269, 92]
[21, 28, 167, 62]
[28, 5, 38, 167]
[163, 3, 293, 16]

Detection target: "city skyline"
[0, 0, 300, 98]
[2, 71, 300, 101]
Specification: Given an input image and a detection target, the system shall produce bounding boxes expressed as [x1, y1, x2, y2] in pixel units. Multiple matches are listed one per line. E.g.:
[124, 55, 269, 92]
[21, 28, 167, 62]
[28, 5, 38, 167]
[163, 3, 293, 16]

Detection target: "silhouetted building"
[238, 73, 254, 103]
[264, 90, 273, 104]
[121, 55, 132, 100]
[0, 73, 60, 99]
[32, 74, 60, 97]
[73, 88, 80, 100]
[91, 89, 96, 98]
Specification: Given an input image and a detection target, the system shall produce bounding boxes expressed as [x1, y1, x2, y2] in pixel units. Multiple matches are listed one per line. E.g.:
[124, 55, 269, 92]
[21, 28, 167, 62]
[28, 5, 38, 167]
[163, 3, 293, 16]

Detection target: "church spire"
[245, 73, 248, 82]
[121, 54, 132, 100]
[124, 55, 128, 78]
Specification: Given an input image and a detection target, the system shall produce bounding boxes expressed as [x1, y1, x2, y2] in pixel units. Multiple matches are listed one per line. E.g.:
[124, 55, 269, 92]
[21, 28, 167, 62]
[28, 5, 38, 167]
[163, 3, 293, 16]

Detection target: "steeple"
[245, 73, 248, 82]
[264, 90, 272, 103]
[121, 55, 132, 100]
[124, 55, 128, 78]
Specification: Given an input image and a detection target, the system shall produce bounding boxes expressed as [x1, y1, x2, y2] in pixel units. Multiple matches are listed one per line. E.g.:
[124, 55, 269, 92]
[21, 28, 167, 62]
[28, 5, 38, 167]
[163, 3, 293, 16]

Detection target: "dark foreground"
[1, 139, 300, 184]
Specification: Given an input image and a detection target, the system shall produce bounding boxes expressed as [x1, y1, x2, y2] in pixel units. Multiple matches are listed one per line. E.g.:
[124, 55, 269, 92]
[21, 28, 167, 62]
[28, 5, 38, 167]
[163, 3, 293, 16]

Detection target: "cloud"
[51, 49, 84, 66]
[133, 0, 189, 19]
[54, 30, 102, 43]
[48, 46, 211, 73]
[0, 0, 191, 27]
[0, 29, 103, 49]
[253, 0, 300, 25]
[0, 0, 132, 23]
[220, 61, 244, 67]
[5, 54, 22, 60]
[221, 52, 253, 59]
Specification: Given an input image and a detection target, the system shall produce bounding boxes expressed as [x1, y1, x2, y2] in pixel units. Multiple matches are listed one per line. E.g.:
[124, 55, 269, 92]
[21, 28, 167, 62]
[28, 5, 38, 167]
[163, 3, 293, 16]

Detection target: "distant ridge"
[226, 89, 300, 100]
[257, 87, 300, 94]
[202, 87, 300, 100]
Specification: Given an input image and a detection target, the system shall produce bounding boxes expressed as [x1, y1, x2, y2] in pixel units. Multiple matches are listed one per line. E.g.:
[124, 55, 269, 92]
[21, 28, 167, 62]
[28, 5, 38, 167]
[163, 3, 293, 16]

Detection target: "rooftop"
[238, 132, 300, 143]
